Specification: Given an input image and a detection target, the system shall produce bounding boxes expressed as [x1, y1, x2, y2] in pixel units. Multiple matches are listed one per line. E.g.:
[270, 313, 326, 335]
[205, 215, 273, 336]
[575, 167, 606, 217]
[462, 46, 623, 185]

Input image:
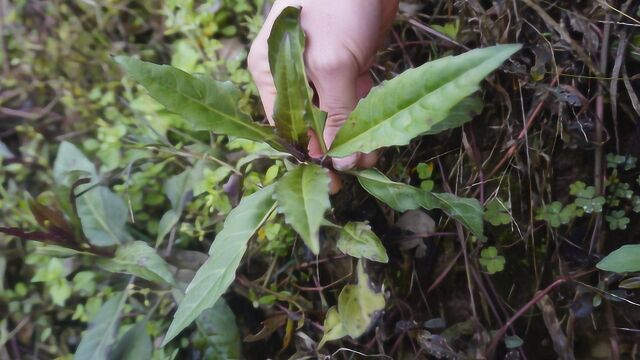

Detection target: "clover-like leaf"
[609, 182, 633, 200]
[573, 185, 605, 214]
[416, 163, 435, 191]
[479, 246, 505, 274]
[606, 153, 637, 170]
[483, 198, 511, 226]
[606, 210, 629, 230]
[569, 181, 586, 196]
[535, 202, 576, 228]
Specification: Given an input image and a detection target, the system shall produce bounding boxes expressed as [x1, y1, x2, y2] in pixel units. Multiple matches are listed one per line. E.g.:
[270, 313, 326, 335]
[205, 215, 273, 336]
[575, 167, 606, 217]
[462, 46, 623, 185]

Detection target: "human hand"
[248, 0, 398, 173]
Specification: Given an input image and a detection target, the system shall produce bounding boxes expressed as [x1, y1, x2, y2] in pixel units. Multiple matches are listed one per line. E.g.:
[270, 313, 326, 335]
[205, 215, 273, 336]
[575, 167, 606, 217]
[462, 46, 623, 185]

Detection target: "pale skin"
[248, 0, 399, 193]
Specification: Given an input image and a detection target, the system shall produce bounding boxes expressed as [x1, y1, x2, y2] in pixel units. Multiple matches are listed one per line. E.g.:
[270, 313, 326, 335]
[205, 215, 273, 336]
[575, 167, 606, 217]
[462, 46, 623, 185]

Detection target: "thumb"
[247, 33, 277, 125]
[247, 0, 303, 125]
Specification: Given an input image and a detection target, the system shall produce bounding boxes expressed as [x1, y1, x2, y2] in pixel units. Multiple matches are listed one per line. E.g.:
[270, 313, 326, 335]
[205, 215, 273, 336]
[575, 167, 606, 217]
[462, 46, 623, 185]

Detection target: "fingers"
[250, 0, 388, 174]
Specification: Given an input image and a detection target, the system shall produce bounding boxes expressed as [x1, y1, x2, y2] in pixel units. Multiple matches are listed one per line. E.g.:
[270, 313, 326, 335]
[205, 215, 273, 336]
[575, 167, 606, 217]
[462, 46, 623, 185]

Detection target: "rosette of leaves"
[116, 6, 520, 345]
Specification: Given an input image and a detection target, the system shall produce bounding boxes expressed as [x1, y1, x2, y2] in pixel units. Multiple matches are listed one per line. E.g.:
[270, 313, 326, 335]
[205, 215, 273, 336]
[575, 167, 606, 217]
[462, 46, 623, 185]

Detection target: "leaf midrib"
[329, 55, 497, 154]
[165, 69, 273, 140]
[300, 167, 314, 242]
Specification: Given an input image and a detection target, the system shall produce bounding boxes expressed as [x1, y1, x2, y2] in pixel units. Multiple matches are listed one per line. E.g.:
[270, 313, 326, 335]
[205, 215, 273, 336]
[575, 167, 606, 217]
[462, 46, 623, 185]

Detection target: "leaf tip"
[161, 323, 180, 347]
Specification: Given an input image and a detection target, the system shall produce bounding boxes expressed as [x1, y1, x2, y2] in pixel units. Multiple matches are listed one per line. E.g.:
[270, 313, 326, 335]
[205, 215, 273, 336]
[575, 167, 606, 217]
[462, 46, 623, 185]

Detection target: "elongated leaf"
[268, 6, 314, 147]
[424, 96, 484, 135]
[115, 56, 281, 148]
[423, 192, 484, 241]
[163, 185, 276, 345]
[337, 222, 388, 263]
[355, 169, 484, 239]
[274, 164, 330, 254]
[597, 245, 640, 273]
[74, 291, 127, 360]
[356, 169, 421, 212]
[76, 185, 129, 246]
[156, 209, 180, 246]
[109, 321, 152, 360]
[98, 241, 176, 286]
[328, 45, 521, 157]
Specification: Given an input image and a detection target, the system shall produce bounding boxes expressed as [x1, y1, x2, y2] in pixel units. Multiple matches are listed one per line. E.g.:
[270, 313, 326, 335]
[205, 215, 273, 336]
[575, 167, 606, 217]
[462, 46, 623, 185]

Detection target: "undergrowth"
[1, 1, 640, 359]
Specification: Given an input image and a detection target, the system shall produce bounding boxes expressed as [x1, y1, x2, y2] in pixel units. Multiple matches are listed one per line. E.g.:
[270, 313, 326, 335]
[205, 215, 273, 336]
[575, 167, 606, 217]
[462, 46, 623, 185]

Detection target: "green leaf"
[0, 140, 14, 159]
[504, 335, 524, 349]
[109, 321, 152, 360]
[483, 198, 511, 226]
[268, 6, 322, 148]
[597, 245, 640, 273]
[74, 291, 128, 360]
[274, 164, 330, 254]
[619, 276, 640, 289]
[163, 185, 277, 346]
[355, 169, 421, 212]
[422, 192, 484, 240]
[337, 222, 388, 263]
[98, 241, 176, 286]
[164, 169, 193, 209]
[318, 306, 347, 349]
[422, 95, 484, 136]
[338, 261, 385, 338]
[355, 169, 484, 239]
[605, 210, 630, 231]
[76, 185, 129, 246]
[34, 245, 95, 258]
[194, 299, 242, 359]
[53, 141, 97, 186]
[573, 184, 605, 214]
[115, 56, 282, 148]
[328, 45, 521, 157]
[416, 163, 434, 180]
[479, 246, 505, 274]
[156, 209, 180, 247]
[535, 201, 576, 227]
